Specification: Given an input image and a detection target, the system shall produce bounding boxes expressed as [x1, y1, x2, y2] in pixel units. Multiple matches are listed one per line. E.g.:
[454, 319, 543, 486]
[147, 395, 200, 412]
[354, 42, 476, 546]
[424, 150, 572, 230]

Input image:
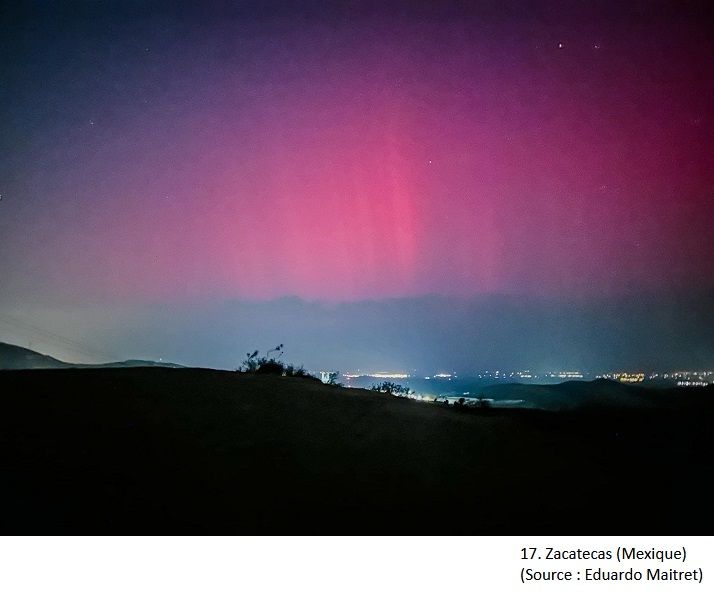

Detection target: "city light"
[333, 368, 713, 387]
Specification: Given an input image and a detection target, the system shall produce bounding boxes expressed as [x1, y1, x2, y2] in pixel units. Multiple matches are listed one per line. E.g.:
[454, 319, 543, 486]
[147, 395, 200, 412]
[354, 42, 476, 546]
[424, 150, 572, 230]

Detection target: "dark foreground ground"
[1, 368, 712, 533]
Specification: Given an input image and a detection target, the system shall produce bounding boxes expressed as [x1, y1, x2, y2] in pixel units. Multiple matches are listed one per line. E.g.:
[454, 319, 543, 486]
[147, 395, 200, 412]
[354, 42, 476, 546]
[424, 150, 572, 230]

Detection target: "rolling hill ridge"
[0, 341, 184, 370]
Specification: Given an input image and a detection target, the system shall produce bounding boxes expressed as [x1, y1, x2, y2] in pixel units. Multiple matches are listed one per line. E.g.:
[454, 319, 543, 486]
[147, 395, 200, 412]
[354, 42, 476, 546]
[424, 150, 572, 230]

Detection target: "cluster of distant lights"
[344, 372, 410, 379]
[597, 371, 713, 385]
[597, 372, 646, 383]
[341, 369, 713, 386]
[345, 370, 586, 381]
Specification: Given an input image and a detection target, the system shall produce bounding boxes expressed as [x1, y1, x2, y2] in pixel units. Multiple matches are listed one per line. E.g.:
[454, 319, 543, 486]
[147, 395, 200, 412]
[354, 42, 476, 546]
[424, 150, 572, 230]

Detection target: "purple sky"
[0, 1, 712, 369]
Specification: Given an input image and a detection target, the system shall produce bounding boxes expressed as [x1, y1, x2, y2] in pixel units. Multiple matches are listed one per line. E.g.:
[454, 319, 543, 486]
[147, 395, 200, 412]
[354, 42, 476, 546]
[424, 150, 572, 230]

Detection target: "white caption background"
[0, 536, 711, 600]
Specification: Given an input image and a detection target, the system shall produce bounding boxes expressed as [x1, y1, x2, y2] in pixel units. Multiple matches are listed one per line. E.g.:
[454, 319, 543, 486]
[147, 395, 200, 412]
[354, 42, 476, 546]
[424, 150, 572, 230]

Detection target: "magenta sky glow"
[1, 2, 713, 305]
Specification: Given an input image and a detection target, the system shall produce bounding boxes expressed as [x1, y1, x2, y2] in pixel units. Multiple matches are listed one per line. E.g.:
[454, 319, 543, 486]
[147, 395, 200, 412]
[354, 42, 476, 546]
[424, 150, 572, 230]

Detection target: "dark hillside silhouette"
[0, 341, 184, 370]
[1, 368, 711, 534]
[0, 342, 68, 369]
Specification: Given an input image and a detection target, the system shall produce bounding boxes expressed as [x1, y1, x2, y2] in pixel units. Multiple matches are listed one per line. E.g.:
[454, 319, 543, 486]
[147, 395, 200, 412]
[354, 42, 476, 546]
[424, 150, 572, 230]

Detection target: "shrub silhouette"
[371, 381, 411, 397]
[238, 345, 319, 381]
[326, 372, 342, 386]
[256, 360, 284, 375]
[240, 344, 284, 374]
[284, 364, 316, 380]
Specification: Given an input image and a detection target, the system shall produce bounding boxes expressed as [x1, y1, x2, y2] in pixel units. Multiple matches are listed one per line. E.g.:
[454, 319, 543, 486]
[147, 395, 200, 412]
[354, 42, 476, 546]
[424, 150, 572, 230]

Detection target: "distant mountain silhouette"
[0, 342, 69, 369]
[0, 342, 184, 370]
[482, 378, 661, 410]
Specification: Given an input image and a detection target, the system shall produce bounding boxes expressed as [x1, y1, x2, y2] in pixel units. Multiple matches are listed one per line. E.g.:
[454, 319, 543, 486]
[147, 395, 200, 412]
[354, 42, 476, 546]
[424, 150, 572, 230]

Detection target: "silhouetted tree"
[371, 381, 411, 397]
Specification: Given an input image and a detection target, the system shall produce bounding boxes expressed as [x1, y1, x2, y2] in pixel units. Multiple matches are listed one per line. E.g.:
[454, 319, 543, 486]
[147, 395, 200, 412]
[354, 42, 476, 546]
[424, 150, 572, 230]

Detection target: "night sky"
[1, 1, 712, 370]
